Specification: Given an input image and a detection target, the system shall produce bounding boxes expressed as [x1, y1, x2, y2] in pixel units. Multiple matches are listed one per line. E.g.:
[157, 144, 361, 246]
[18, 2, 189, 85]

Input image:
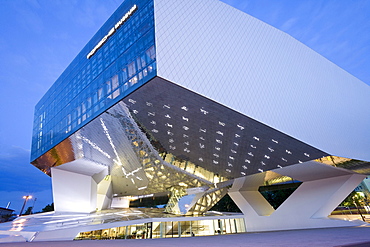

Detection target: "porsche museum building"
[4, 0, 370, 242]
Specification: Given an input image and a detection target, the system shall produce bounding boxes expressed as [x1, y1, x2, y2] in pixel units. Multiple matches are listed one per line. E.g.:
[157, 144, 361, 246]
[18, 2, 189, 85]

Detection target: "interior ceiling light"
[181, 106, 188, 111]
[200, 108, 208, 115]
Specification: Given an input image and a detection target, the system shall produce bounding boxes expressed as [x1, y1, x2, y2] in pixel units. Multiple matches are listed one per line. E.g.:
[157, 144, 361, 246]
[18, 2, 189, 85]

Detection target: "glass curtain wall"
[31, 0, 156, 161]
[75, 218, 246, 240]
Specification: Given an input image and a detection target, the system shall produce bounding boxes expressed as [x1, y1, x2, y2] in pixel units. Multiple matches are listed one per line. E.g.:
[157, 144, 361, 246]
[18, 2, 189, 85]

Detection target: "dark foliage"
[42, 203, 54, 212]
[210, 194, 241, 212]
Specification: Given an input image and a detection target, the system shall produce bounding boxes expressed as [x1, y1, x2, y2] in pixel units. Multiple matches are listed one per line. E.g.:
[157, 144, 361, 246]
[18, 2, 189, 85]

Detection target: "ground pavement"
[1, 225, 370, 247]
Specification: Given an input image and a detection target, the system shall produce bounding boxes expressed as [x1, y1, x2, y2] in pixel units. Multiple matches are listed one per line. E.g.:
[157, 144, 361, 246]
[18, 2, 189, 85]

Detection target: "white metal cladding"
[153, 0, 370, 161]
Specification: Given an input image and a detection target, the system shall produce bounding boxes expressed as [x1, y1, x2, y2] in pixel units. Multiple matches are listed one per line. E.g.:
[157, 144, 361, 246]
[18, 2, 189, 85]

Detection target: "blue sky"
[0, 0, 369, 214]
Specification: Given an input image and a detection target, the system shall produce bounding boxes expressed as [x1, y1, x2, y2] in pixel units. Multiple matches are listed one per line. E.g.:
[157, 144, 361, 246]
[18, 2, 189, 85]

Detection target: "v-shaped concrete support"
[229, 161, 367, 232]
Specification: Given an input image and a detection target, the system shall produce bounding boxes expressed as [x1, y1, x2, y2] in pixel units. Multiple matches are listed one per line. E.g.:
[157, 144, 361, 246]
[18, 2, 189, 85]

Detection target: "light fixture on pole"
[19, 195, 32, 216]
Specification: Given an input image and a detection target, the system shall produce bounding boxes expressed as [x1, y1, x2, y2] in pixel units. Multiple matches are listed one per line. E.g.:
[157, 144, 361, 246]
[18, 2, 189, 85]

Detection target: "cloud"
[280, 17, 297, 32]
[0, 146, 53, 213]
[0, 146, 51, 193]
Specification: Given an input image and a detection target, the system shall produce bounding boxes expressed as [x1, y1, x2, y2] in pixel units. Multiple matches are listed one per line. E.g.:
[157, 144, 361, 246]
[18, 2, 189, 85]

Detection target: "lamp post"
[19, 195, 32, 216]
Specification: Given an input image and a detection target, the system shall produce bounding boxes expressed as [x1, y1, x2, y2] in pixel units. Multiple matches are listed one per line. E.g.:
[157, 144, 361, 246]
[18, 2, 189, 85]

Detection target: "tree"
[210, 194, 241, 212]
[340, 191, 365, 207]
[24, 206, 33, 215]
[42, 203, 54, 212]
[340, 191, 366, 221]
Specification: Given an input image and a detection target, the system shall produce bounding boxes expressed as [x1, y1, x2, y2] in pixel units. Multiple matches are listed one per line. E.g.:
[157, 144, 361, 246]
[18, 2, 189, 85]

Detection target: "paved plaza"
[1, 225, 370, 247]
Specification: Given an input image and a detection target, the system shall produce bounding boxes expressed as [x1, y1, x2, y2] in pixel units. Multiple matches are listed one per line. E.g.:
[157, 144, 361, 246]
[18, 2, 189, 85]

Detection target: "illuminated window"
[87, 97, 92, 109]
[128, 61, 136, 77]
[106, 80, 112, 96]
[121, 68, 128, 81]
[129, 76, 138, 85]
[112, 75, 119, 90]
[98, 88, 103, 101]
[122, 82, 129, 92]
[146, 45, 156, 60]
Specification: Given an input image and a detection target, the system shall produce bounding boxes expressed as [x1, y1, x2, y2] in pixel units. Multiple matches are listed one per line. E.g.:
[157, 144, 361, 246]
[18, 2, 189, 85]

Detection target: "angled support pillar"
[51, 159, 109, 213]
[229, 161, 367, 232]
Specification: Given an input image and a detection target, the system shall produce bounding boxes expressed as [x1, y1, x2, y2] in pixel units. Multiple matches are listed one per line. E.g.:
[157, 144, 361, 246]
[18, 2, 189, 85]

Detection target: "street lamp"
[19, 195, 32, 216]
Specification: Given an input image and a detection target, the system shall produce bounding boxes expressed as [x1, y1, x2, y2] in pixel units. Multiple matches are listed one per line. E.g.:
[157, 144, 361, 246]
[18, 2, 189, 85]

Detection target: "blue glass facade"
[31, 0, 156, 161]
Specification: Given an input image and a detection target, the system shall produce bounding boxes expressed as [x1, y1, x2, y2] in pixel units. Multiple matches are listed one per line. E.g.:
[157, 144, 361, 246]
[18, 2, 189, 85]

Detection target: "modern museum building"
[1, 0, 370, 242]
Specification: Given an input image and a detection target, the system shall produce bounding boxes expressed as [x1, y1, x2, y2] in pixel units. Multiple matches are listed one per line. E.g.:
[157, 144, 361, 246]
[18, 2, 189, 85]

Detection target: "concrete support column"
[51, 159, 109, 213]
[229, 161, 367, 232]
[51, 168, 98, 213]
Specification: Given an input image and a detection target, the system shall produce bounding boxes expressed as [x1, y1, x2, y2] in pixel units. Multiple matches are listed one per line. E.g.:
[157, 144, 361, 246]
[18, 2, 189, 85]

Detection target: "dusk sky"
[0, 0, 369, 214]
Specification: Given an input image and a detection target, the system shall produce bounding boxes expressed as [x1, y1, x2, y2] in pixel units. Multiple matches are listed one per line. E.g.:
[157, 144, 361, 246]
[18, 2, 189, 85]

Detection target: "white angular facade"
[154, 0, 370, 162]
